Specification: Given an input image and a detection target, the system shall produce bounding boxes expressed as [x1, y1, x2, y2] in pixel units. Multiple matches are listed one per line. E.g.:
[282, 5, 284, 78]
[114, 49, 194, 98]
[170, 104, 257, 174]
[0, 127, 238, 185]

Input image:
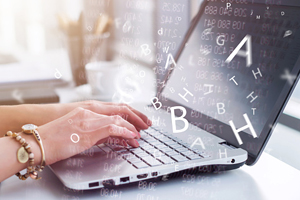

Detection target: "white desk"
[1, 152, 300, 200]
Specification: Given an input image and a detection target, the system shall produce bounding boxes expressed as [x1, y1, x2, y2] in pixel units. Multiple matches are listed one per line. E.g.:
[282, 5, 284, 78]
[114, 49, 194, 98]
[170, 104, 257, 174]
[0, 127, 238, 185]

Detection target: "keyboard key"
[135, 152, 149, 158]
[128, 157, 143, 163]
[188, 154, 202, 160]
[142, 156, 163, 167]
[164, 140, 178, 146]
[155, 144, 169, 149]
[158, 137, 173, 142]
[191, 148, 201, 153]
[140, 130, 149, 136]
[166, 150, 179, 156]
[141, 146, 155, 152]
[139, 143, 152, 148]
[149, 140, 161, 145]
[137, 140, 147, 145]
[145, 127, 157, 132]
[171, 154, 189, 162]
[122, 153, 135, 160]
[140, 133, 151, 140]
[168, 143, 182, 149]
[182, 151, 196, 156]
[150, 131, 161, 136]
[199, 153, 210, 158]
[161, 147, 174, 153]
[157, 155, 176, 164]
[180, 143, 190, 148]
[144, 138, 156, 143]
[176, 147, 189, 152]
[133, 162, 149, 169]
[129, 148, 144, 153]
[147, 149, 164, 157]
[156, 136, 165, 141]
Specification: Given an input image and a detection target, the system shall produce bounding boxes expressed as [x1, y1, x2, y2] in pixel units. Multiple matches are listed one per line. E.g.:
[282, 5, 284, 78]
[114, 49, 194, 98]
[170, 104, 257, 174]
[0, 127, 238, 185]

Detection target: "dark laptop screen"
[160, 1, 300, 164]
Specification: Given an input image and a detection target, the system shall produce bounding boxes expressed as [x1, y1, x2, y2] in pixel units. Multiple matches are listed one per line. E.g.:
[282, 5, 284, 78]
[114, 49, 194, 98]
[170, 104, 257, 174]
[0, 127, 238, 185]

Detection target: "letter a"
[170, 106, 189, 133]
[165, 53, 177, 70]
[225, 35, 252, 67]
[190, 137, 205, 149]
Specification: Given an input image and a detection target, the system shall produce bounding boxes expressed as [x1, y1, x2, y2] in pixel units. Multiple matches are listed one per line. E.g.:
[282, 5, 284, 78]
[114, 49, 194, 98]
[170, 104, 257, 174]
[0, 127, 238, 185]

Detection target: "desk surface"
[1, 152, 300, 200]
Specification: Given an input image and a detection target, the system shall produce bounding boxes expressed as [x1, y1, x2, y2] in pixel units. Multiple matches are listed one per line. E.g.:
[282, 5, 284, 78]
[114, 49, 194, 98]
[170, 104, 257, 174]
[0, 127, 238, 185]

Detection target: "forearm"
[0, 104, 68, 134]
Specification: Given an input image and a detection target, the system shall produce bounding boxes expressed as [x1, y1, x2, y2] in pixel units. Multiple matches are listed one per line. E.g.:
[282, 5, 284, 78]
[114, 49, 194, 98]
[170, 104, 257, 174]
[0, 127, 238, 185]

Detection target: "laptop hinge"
[219, 142, 237, 150]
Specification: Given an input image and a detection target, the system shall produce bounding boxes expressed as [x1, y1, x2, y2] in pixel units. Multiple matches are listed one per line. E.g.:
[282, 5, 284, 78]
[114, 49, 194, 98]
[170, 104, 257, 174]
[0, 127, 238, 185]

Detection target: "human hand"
[35, 106, 149, 166]
[20, 101, 151, 133]
[76, 101, 152, 131]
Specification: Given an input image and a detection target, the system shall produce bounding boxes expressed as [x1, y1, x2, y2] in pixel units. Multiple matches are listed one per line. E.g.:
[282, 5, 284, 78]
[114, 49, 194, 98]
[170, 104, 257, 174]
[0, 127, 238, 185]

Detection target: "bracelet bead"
[29, 171, 38, 180]
[19, 138, 25, 144]
[6, 131, 13, 136]
[29, 153, 34, 159]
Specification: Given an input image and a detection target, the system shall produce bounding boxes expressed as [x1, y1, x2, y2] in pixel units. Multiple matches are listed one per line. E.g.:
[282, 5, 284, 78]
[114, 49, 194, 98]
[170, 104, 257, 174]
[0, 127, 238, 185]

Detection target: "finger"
[73, 110, 140, 139]
[98, 137, 127, 147]
[89, 125, 136, 144]
[96, 137, 139, 148]
[106, 124, 138, 139]
[105, 105, 149, 130]
[94, 102, 152, 127]
[108, 115, 141, 139]
[114, 103, 151, 126]
[110, 138, 139, 147]
[124, 138, 139, 148]
[124, 104, 152, 126]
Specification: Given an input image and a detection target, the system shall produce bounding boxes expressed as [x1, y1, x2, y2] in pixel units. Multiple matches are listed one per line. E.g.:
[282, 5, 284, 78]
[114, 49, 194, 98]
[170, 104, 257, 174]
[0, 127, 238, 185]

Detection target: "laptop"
[50, 0, 300, 190]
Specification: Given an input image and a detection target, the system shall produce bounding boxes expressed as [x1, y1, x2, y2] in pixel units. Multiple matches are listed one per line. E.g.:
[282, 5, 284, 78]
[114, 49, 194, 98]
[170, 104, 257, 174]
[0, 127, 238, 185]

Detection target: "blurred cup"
[85, 61, 120, 96]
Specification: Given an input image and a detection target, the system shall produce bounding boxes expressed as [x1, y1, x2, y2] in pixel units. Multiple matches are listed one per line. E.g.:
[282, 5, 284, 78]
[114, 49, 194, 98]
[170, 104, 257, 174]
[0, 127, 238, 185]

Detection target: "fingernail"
[134, 140, 139, 147]
[138, 132, 141, 138]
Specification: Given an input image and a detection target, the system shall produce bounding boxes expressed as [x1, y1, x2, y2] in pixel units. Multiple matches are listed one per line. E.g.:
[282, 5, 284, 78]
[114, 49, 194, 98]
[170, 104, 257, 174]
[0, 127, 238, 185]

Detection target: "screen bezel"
[156, 0, 300, 165]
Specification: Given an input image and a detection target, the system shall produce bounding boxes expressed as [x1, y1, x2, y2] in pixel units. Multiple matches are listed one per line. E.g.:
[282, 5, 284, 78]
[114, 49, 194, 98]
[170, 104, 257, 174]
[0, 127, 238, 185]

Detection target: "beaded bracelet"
[5, 131, 40, 180]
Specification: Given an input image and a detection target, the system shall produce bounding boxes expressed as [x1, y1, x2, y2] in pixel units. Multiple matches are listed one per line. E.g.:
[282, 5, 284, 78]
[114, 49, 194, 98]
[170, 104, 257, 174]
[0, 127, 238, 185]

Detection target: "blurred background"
[0, 0, 200, 105]
[0, 0, 300, 170]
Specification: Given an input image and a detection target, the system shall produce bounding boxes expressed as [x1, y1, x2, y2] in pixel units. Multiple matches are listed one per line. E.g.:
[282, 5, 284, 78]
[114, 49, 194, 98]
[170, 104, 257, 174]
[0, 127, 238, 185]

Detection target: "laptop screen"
[159, 0, 300, 164]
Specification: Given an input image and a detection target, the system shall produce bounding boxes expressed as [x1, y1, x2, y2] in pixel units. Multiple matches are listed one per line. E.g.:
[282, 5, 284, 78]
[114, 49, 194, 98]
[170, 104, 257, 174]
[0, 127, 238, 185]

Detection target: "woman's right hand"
[34, 106, 147, 166]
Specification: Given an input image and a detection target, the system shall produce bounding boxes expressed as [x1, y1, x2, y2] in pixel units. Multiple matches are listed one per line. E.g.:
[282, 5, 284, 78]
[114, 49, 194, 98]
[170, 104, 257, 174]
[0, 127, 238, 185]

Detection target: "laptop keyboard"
[98, 127, 210, 169]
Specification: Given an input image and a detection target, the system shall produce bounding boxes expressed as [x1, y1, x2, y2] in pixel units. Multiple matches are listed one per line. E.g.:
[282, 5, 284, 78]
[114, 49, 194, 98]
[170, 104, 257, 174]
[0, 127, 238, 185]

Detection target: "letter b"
[217, 103, 226, 115]
[170, 106, 189, 133]
[151, 97, 162, 110]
